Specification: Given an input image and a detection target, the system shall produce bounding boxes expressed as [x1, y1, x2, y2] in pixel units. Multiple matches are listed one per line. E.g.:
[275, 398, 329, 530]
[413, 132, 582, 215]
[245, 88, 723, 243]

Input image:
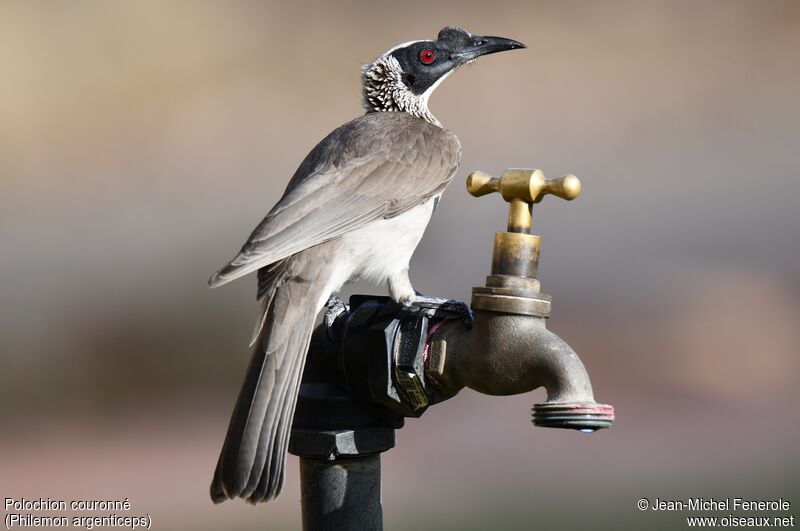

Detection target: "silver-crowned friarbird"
[210, 26, 525, 504]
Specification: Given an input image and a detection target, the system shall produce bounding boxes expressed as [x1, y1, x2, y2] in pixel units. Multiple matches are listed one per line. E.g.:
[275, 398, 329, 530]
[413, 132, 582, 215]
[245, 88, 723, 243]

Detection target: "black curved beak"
[454, 35, 526, 62]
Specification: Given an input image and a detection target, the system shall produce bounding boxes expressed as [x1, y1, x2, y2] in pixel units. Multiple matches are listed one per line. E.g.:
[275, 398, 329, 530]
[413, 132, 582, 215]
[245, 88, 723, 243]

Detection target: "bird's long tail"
[210, 248, 336, 504]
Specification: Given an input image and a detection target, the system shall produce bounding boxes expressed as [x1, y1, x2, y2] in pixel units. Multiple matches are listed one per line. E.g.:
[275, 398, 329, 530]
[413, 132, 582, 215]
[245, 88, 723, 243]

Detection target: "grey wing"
[209, 114, 461, 288]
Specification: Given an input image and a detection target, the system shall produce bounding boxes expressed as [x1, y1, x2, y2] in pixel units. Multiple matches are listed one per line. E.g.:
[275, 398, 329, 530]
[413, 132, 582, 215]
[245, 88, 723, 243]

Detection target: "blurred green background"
[1, 1, 798, 529]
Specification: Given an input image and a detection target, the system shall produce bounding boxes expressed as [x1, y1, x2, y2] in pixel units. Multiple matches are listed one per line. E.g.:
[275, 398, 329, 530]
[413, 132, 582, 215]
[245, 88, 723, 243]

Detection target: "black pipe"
[290, 303, 404, 531]
[300, 454, 383, 531]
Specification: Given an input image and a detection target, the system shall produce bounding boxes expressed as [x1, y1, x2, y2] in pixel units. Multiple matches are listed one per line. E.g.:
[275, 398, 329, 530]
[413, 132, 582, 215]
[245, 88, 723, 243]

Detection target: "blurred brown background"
[1, 0, 798, 529]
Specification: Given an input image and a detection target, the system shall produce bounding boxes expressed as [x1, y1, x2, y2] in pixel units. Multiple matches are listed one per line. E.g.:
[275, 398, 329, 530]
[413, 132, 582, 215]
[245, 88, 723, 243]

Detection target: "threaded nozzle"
[532, 402, 615, 432]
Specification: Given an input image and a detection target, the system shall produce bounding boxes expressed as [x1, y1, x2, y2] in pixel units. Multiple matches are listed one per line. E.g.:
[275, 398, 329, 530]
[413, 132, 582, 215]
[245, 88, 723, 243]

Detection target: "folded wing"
[209, 112, 461, 287]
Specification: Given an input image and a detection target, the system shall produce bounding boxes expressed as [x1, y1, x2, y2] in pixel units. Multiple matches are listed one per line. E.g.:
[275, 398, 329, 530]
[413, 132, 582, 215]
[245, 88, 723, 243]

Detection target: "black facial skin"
[390, 27, 526, 95]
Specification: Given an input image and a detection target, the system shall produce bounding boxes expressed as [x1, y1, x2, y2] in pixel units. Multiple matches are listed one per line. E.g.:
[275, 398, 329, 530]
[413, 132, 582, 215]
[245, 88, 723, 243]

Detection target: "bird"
[209, 26, 525, 504]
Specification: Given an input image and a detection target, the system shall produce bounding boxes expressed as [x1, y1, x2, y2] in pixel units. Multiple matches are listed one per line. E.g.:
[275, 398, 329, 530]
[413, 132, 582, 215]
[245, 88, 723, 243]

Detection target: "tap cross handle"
[467, 169, 581, 203]
[466, 169, 581, 233]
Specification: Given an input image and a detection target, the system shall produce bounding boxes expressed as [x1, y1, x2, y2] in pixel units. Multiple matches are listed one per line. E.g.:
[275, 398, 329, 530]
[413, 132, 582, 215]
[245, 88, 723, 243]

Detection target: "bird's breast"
[338, 198, 438, 283]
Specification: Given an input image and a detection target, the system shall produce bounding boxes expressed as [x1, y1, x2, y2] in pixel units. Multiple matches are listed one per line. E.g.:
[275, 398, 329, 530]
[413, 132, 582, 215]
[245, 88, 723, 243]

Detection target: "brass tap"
[467, 169, 582, 316]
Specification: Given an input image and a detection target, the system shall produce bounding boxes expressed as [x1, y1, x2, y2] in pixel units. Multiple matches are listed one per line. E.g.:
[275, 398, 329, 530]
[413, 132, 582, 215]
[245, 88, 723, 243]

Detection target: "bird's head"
[362, 27, 525, 126]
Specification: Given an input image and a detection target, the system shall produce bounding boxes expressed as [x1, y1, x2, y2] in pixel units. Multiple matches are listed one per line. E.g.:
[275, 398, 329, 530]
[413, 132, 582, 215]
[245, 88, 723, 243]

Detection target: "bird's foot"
[406, 293, 474, 329]
[323, 294, 348, 341]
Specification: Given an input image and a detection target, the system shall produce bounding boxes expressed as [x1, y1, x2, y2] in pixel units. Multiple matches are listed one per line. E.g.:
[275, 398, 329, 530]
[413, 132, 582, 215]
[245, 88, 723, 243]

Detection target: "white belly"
[337, 198, 437, 284]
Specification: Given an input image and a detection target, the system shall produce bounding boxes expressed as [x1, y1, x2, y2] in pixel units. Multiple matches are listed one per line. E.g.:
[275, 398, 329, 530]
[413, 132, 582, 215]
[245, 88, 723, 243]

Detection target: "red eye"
[420, 49, 435, 64]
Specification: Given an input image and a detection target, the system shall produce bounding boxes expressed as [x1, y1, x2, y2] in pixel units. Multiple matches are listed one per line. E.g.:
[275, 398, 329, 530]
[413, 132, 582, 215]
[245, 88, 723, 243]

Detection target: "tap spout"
[429, 311, 614, 431]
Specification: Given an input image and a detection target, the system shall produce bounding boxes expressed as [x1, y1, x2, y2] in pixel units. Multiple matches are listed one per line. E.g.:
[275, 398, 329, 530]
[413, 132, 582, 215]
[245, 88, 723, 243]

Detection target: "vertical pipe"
[300, 454, 383, 531]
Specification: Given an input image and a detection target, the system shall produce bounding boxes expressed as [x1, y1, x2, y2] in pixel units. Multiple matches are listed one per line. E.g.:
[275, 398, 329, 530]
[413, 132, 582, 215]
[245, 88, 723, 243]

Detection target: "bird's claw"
[409, 294, 474, 329]
[323, 295, 348, 341]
